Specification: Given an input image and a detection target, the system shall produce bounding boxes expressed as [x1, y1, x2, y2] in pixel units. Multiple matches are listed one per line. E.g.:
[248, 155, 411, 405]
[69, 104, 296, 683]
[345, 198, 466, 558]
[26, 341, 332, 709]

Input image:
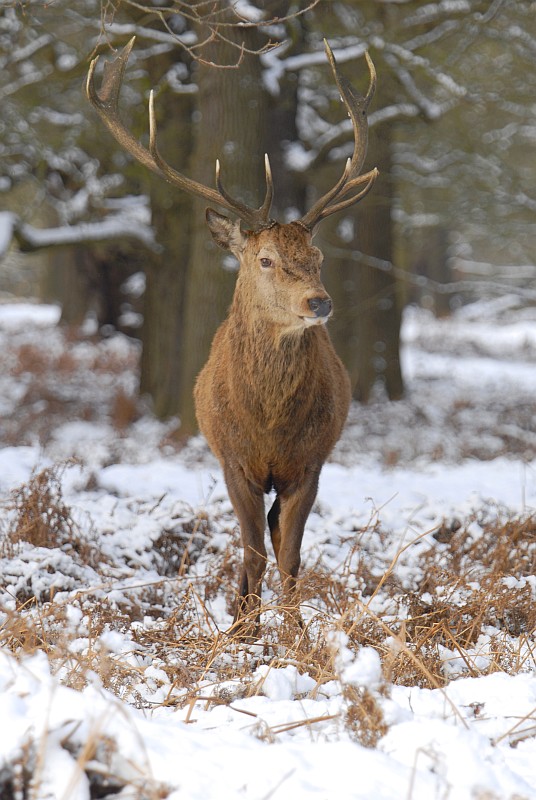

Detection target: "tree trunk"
[267, 23, 307, 219]
[139, 57, 194, 419]
[414, 227, 452, 316]
[354, 123, 403, 402]
[177, 30, 270, 434]
[322, 101, 403, 402]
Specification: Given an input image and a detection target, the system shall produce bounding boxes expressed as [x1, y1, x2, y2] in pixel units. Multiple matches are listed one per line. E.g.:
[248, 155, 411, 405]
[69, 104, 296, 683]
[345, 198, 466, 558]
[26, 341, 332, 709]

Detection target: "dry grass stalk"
[0, 463, 102, 571]
[1, 465, 535, 755]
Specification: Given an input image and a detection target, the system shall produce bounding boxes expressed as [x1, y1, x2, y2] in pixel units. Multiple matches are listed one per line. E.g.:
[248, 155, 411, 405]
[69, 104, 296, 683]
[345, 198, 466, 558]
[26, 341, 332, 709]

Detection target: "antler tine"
[215, 153, 274, 230]
[87, 37, 162, 178]
[88, 39, 273, 229]
[363, 50, 377, 109]
[147, 90, 222, 207]
[314, 168, 378, 223]
[216, 154, 274, 230]
[259, 153, 274, 220]
[324, 40, 374, 181]
[299, 41, 377, 232]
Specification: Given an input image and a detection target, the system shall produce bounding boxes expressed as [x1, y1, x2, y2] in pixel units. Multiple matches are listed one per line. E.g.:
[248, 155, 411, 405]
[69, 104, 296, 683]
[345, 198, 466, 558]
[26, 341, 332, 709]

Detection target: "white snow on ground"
[0, 299, 536, 799]
[1, 645, 536, 800]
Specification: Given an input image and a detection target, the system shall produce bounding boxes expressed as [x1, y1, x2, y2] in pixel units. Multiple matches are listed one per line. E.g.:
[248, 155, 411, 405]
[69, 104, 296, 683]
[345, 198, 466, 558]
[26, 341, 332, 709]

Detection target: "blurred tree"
[175, 22, 272, 432]
[289, 0, 535, 398]
[0, 0, 155, 332]
[139, 45, 195, 419]
[1, 0, 535, 427]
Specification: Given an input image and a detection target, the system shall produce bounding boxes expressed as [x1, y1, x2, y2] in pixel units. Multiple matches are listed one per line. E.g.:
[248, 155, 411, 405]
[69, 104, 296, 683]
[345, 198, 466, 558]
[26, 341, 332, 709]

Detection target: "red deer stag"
[87, 38, 377, 634]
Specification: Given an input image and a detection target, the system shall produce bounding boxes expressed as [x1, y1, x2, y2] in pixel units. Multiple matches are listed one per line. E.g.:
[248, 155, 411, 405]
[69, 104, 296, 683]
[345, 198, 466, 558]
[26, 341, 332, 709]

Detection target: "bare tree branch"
[95, 0, 321, 66]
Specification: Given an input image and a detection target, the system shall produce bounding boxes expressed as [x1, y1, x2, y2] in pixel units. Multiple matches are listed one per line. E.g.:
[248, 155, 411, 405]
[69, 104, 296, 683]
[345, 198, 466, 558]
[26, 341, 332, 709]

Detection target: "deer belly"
[235, 426, 322, 495]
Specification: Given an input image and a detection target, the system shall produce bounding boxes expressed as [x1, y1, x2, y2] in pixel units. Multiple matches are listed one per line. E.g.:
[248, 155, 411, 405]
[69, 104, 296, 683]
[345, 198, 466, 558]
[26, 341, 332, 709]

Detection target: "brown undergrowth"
[0, 466, 535, 741]
[0, 463, 100, 564]
[1, 324, 141, 446]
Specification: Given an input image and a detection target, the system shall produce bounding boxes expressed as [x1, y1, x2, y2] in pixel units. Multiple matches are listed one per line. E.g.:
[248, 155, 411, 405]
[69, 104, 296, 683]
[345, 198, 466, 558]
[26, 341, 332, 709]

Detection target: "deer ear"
[206, 209, 246, 253]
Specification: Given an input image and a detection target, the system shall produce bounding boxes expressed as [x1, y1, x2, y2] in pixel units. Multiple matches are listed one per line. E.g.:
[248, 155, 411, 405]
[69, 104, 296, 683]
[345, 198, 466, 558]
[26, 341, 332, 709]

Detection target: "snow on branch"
[0, 65, 54, 100]
[91, 22, 186, 49]
[403, 19, 461, 52]
[400, 1, 472, 29]
[286, 102, 422, 173]
[0, 212, 157, 259]
[384, 52, 458, 120]
[513, 191, 536, 213]
[322, 239, 536, 302]
[384, 41, 467, 100]
[368, 104, 422, 126]
[262, 41, 368, 96]
[394, 148, 467, 174]
[491, 22, 536, 58]
[7, 33, 53, 65]
[0, 214, 16, 259]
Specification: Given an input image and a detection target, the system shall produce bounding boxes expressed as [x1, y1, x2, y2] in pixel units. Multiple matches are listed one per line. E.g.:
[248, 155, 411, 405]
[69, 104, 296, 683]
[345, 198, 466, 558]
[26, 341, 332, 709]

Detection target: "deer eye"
[260, 257, 273, 269]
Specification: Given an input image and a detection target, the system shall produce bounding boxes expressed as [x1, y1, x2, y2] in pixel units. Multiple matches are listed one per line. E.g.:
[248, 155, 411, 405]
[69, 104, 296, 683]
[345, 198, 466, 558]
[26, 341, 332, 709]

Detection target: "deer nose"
[308, 297, 332, 318]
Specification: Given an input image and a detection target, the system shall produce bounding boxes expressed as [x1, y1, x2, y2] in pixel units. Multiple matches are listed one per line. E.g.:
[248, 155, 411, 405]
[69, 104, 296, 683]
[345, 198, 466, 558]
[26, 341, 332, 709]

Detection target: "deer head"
[206, 212, 332, 333]
[87, 39, 377, 341]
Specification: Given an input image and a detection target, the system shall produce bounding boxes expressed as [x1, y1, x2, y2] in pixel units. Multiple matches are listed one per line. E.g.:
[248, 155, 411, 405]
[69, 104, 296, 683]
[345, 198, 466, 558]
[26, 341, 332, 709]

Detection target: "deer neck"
[227, 290, 325, 419]
[229, 290, 315, 357]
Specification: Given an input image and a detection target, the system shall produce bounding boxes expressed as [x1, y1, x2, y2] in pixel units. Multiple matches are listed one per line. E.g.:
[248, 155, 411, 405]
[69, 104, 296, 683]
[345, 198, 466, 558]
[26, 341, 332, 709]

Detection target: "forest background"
[1, 0, 535, 432]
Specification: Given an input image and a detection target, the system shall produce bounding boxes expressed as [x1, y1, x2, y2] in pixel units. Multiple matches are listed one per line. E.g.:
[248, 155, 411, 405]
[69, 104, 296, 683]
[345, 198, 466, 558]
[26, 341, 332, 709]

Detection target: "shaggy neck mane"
[227, 296, 325, 426]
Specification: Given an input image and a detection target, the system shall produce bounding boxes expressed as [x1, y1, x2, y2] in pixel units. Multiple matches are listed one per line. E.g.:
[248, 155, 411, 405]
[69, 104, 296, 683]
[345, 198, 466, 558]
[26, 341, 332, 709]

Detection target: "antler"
[86, 37, 274, 230]
[87, 38, 376, 233]
[299, 41, 378, 232]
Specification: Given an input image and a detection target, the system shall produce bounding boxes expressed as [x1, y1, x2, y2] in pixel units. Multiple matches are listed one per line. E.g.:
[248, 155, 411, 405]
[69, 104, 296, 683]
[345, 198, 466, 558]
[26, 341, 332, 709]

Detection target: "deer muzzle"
[308, 297, 333, 319]
[299, 295, 333, 327]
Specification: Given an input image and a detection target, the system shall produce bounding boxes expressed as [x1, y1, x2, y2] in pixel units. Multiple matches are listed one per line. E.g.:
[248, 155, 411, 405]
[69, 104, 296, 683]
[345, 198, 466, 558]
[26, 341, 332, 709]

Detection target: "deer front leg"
[276, 468, 320, 606]
[223, 463, 267, 635]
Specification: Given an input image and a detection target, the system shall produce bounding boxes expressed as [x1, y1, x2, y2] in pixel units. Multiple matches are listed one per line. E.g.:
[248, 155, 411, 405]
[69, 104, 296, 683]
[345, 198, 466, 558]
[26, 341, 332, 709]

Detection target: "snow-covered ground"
[1, 298, 536, 799]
